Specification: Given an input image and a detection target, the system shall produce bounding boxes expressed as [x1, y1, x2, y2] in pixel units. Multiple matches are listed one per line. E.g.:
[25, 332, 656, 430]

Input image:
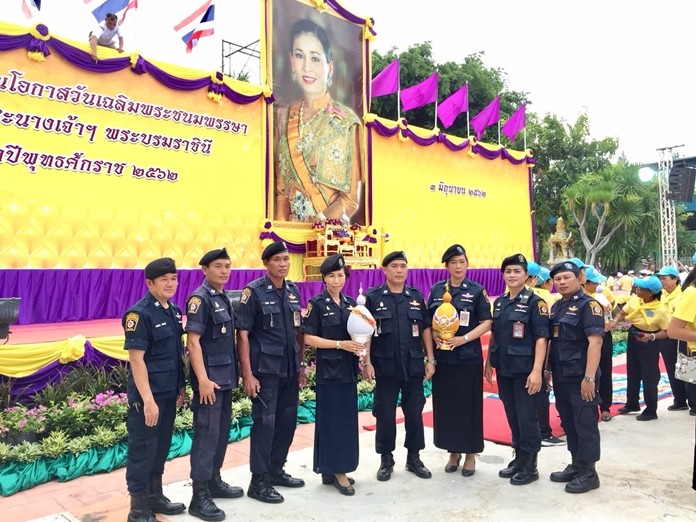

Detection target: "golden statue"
[547, 217, 573, 263]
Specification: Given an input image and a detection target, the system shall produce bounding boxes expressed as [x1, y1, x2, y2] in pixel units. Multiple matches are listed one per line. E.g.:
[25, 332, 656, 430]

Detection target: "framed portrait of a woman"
[269, 0, 366, 225]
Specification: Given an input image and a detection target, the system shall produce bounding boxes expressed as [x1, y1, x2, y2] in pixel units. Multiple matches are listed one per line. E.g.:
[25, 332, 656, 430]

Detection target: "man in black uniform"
[123, 258, 186, 522]
[186, 248, 243, 521]
[236, 241, 306, 503]
[547, 261, 604, 493]
[362, 251, 436, 481]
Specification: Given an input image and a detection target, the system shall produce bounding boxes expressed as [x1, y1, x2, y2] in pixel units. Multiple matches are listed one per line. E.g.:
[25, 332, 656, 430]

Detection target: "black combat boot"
[565, 461, 600, 493]
[405, 451, 432, 479]
[247, 473, 284, 503]
[510, 451, 539, 485]
[376, 452, 395, 481]
[498, 450, 524, 479]
[127, 492, 157, 522]
[188, 480, 225, 521]
[208, 470, 244, 499]
[550, 455, 581, 483]
[148, 476, 186, 515]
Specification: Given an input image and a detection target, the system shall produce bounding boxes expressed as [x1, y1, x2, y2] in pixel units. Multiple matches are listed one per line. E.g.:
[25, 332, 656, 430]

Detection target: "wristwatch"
[463, 334, 470, 343]
[583, 375, 595, 383]
[426, 358, 437, 366]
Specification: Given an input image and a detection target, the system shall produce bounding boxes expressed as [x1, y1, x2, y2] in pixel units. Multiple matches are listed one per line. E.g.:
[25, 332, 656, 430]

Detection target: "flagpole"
[523, 127, 527, 151]
[397, 60, 401, 121]
[433, 95, 438, 130]
[466, 81, 470, 138]
[497, 119, 501, 145]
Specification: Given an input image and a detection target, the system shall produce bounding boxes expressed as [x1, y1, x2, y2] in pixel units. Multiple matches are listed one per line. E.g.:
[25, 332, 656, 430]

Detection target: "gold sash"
[286, 101, 329, 213]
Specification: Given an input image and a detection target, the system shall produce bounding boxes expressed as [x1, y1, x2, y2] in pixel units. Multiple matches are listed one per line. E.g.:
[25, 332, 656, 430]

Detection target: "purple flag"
[371, 59, 399, 98]
[401, 72, 438, 111]
[470, 96, 500, 140]
[436, 84, 468, 129]
[502, 104, 526, 141]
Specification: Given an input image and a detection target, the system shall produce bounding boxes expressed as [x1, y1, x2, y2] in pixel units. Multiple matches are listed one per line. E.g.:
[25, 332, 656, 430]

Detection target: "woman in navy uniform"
[485, 254, 549, 485]
[302, 254, 365, 495]
[236, 241, 306, 504]
[427, 244, 491, 476]
[547, 261, 604, 494]
[122, 258, 186, 522]
[185, 248, 243, 521]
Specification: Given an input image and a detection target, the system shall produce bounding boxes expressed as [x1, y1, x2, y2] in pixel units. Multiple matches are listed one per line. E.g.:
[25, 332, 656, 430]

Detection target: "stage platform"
[6, 318, 123, 345]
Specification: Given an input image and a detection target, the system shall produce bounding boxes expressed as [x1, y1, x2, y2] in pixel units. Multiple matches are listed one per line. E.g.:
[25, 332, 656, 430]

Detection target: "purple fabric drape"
[0, 28, 268, 104]
[4, 340, 125, 399]
[0, 34, 32, 51]
[0, 268, 504, 325]
[367, 119, 535, 165]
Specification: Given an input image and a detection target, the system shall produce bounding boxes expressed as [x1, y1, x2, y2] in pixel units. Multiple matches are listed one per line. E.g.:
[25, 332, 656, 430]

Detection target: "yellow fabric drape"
[0, 335, 128, 377]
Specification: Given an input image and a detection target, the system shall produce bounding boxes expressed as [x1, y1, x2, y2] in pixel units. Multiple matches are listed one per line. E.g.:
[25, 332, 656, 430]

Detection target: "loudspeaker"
[668, 166, 696, 202]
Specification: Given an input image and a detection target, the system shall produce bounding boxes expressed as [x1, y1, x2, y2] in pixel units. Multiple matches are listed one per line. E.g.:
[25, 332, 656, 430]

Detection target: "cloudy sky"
[5, 0, 696, 164]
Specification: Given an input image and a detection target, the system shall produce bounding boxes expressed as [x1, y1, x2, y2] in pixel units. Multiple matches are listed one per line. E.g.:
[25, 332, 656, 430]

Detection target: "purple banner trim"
[269, 232, 306, 254]
[0, 268, 504, 325]
[366, 119, 535, 165]
[0, 27, 268, 104]
[327, 0, 377, 37]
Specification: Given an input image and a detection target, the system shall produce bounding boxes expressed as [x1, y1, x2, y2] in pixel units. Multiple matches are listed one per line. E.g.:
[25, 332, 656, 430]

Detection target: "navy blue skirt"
[313, 382, 359, 474]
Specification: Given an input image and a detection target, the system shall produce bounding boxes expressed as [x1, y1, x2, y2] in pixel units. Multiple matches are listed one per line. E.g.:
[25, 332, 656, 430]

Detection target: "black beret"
[441, 244, 467, 263]
[382, 250, 407, 267]
[320, 254, 347, 275]
[199, 247, 230, 266]
[550, 261, 580, 278]
[144, 257, 177, 280]
[262, 241, 288, 261]
[501, 253, 528, 272]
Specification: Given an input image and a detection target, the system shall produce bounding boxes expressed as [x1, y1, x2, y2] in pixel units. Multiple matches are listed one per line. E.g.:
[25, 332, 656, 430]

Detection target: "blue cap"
[527, 261, 541, 278]
[633, 275, 663, 294]
[585, 266, 602, 284]
[692, 252, 696, 264]
[536, 267, 551, 286]
[656, 266, 679, 278]
[567, 258, 589, 270]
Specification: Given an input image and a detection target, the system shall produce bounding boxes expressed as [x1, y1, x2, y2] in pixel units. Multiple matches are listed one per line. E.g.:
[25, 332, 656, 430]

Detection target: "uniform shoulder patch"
[589, 301, 603, 316]
[188, 296, 202, 315]
[305, 301, 313, 317]
[538, 301, 549, 317]
[125, 312, 140, 332]
[240, 287, 252, 305]
[482, 289, 490, 302]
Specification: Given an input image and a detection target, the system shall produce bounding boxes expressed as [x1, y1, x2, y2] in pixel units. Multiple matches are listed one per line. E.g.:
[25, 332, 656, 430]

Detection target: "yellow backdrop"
[0, 46, 266, 269]
[370, 128, 534, 267]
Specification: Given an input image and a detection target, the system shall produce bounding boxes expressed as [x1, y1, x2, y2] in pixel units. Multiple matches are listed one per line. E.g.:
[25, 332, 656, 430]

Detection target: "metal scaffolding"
[221, 39, 260, 82]
[657, 145, 682, 267]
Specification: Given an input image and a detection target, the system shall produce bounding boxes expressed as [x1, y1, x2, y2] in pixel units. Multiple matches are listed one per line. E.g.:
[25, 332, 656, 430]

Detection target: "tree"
[563, 162, 651, 266]
[528, 114, 618, 259]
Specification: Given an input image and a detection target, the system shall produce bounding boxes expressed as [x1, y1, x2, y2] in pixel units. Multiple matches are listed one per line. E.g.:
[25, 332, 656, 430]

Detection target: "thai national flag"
[84, 0, 138, 26]
[174, 0, 215, 53]
[21, 0, 41, 19]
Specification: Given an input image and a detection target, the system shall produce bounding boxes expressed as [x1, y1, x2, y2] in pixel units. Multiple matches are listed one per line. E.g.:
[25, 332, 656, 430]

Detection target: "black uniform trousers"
[373, 376, 425, 454]
[625, 331, 660, 414]
[659, 337, 696, 410]
[598, 331, 614, 413]
[497, 375, 542, 453]
[190, 389, 233, 481]
[125, 395, 177, 494]
[250, 374, 299, 474]
[536, 386, 552, 439]
[553, 380, 600, 463]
